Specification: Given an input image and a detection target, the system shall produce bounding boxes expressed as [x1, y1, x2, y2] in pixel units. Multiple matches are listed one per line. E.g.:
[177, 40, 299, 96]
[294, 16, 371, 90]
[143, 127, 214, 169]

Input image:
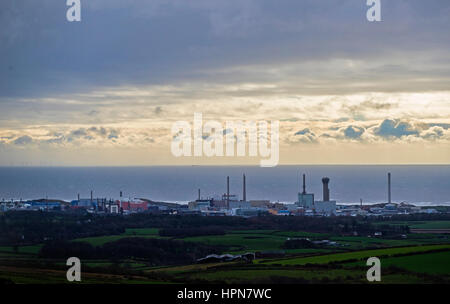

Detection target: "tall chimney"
[388, 172, 391, 204]
[227, 176, 230, 209]
[90, 190, 93, 202]
[120, 191, 122, 198]
[77, 193, 80, 201]
[198, 188, 201, 200]
[243, 174, 246, 202]
[302, 174, 306, 194]
[322, 177, 330, 202]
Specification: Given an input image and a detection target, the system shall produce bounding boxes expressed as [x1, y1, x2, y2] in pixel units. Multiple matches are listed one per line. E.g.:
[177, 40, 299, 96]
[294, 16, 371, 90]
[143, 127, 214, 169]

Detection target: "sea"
[0, 165, 449, 206]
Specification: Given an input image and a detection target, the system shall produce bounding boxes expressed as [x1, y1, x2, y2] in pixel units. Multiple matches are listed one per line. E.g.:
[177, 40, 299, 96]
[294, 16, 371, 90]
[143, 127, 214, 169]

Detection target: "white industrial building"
[295, 174, 337, 215]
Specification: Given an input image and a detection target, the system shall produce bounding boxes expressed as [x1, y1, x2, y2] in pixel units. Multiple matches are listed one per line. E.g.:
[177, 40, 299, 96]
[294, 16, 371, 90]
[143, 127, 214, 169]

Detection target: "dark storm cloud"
[1, 0, 450, 99]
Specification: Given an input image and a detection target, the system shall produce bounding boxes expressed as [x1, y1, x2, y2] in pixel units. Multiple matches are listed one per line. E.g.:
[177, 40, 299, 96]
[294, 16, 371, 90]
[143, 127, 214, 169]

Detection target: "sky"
[0, 0, 449, 166]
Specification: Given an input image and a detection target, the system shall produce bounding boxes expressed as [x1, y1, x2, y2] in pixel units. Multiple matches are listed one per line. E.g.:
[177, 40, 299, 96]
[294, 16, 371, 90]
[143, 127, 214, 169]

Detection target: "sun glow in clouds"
[1, 0, 449, 165]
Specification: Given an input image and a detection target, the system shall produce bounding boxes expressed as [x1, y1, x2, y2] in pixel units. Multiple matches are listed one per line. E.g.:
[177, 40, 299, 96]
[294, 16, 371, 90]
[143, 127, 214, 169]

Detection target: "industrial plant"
[0, 172, 442, 217]
[184, 172, 439, 217]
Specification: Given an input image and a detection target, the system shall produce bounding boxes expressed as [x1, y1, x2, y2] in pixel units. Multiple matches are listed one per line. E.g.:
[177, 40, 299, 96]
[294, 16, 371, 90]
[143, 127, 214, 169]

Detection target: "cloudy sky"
[1, 0, 449, 166]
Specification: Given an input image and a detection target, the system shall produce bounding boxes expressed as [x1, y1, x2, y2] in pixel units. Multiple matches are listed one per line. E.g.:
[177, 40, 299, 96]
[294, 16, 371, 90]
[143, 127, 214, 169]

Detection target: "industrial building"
[188, 174, 268, 217]
[296, 174, 314, 208]
[313, 177, 337, 215]
[117, 200, 148, 213]
[234, 208, 269, 217]
[188, 199, 212, 210]
[4, 170, 440, 218]
[295, 174, 336, 215]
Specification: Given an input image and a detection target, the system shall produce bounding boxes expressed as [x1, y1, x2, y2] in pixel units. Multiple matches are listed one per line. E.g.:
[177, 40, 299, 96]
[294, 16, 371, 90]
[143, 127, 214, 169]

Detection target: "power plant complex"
[188, 173, 338, 216]
[184, 171, 437, 217]
[296, 175, 336, 215]
[1, 171, 441, 217]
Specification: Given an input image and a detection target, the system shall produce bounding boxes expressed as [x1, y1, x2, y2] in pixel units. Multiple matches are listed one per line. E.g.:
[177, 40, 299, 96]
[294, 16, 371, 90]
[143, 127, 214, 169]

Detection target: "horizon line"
[0, 164, 449, 168]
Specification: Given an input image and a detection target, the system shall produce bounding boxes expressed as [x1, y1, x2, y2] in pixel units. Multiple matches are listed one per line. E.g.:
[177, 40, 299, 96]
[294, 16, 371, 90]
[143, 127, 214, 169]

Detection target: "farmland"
[374, 220, 450, 230]
[259, 244, 450, 265]
[344, 250, 450, 275]
[1, 213, 450, 284]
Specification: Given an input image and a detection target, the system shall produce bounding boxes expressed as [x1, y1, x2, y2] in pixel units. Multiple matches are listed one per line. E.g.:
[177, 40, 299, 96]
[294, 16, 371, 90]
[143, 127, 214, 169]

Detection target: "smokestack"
[198, 188, 201, 200]
[120, 191, 122, 198]
[322, 177, 330, 202]
[243, 174, 246, 202]
[388, 172, 391, 204]
[227, 176, 230, 209]
[302, 174, 306, 194]
[90, 190, 93, 202]
[77, 193, 80, 201]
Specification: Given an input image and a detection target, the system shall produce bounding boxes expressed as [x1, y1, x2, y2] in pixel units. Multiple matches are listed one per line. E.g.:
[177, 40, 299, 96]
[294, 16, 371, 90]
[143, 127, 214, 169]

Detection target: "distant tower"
[198, 188, 201, 200]
[243, 174, 247, 202]
[227, 176, 230, 209]
[388, 172, 391, 204]
[302, 174, 306, 195]
[322, 177, 330, 202]
[120, 191, 123, 198]
[77, 193, 80, 201]
[90, 190, 93, 202]
[297, 173, 314, 208]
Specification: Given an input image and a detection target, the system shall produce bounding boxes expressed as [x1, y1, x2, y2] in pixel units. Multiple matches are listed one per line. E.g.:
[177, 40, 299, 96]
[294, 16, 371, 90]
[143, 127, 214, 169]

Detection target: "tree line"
[1, 210, 443, 246]
[39, 237, 221, 266]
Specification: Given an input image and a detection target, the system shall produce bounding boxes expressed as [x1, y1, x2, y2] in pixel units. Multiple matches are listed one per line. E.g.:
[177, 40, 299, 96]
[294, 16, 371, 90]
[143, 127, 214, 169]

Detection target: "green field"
[1, 227, 450, 284]
[344, 250, 450, 275]
[183, 233, 286, 253]
[0, 265, 164, 284]
[186, 268, 363, 283]
[0, 245, 42, 255]
[260, 244, 450, 265]
[72, 228, 163, 246]
[123, 228, 160, 235]
[375, 220, 450, 229]
[410, 221, 450, 229]
[65, 227, 450, 254]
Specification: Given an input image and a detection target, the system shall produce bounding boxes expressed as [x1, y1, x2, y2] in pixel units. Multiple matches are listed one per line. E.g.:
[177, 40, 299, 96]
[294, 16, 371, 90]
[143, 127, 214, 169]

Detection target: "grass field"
[60, 227, 450, 254]
[72, 228, 163, 246]
[1, 227, 449, 284]
[123, 228, 160, 235]
[157, 262, 440, 284]
[0, 245, 42, 255]
[260, 244, 450, 266]
[375, 220, 450, 229]
[183, 233, 286, 253]
[181, 229, 449, 253]
[344, 250, 450, 275]
[0, 265, 165, 284]
[186, 268, 363, 283]
[410, 221, 450, 229]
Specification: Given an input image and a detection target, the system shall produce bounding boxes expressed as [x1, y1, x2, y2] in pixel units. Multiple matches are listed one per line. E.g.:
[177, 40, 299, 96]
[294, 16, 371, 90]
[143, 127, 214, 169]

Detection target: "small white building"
[110, 204, 119, 214]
